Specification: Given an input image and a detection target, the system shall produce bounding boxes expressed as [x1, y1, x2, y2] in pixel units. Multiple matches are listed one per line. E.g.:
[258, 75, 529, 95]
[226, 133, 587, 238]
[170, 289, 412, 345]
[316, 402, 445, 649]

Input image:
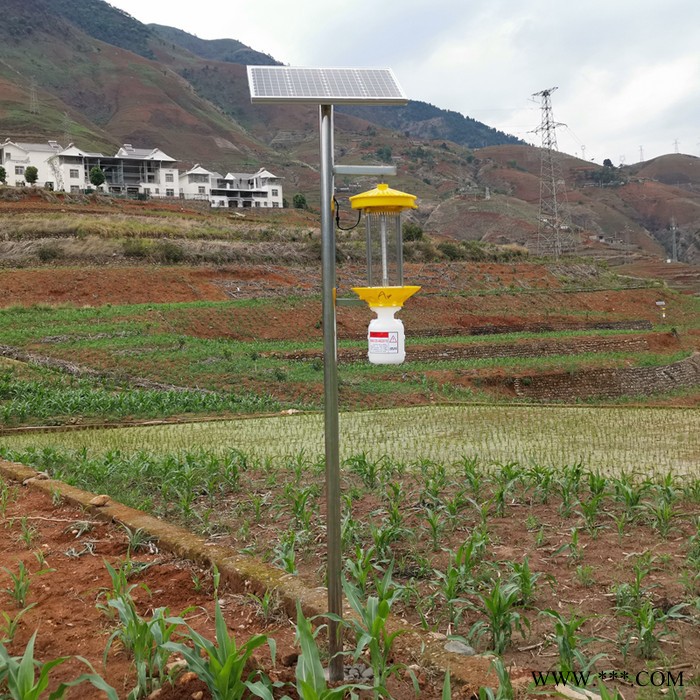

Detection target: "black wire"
[334, 196, 362, 231]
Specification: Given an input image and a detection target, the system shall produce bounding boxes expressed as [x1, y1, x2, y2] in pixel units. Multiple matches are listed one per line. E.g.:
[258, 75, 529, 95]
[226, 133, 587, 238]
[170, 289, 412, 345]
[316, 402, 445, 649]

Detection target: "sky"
[107, 0, 700, 165]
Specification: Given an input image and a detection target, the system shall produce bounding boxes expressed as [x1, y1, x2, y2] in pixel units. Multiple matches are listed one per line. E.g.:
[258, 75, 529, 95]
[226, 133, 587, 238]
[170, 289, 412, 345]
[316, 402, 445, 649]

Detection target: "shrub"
[121, 238, 152, 258]
[153, 240, 186, 263]
[36, 243, 63, 262]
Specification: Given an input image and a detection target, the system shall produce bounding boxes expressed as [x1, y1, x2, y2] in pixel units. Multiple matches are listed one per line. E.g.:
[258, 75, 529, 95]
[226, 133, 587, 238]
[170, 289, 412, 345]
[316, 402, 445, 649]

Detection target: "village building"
[0, 138, 283, 207]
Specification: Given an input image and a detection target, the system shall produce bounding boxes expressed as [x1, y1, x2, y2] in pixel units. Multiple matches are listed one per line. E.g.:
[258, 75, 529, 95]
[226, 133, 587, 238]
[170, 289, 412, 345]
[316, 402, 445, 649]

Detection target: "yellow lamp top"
[352, 285, 421, 308]
[349, 183, 417, 213]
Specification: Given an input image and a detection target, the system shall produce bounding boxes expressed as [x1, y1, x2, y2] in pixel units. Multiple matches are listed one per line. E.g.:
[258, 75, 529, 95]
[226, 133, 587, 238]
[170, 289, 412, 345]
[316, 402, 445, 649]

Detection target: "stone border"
[0, 458, 502, 695]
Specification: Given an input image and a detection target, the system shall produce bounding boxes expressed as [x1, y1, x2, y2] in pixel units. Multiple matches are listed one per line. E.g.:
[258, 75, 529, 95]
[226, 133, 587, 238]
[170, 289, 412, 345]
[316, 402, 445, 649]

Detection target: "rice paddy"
[3, 404, 697, 475]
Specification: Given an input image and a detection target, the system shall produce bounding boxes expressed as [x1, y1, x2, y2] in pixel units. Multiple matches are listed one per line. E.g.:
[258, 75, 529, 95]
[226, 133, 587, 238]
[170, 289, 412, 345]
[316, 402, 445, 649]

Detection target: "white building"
[0, 139, 63, 188]
[0, 137, 283, 207]
[179, 164, 216, 201]
[210, 168, 284, 208]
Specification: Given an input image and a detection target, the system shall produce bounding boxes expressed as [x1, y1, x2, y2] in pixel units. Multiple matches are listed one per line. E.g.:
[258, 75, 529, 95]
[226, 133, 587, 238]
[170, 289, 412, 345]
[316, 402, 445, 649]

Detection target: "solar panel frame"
[247, 66, 407, 105]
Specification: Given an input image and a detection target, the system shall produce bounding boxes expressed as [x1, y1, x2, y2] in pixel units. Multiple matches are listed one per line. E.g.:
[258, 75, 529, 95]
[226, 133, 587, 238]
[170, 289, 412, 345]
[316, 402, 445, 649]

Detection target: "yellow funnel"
[351, 285, 421, 308]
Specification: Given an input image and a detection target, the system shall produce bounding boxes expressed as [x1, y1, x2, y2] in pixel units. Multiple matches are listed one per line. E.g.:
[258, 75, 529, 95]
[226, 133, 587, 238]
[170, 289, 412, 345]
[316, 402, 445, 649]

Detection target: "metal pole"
[319, 104, 343, 682]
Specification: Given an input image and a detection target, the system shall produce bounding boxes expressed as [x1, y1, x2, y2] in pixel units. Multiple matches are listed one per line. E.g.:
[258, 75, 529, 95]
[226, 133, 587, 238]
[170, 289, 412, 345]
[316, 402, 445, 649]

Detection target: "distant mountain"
[48, 0, 156, 59]
[339, 103, 523, 150]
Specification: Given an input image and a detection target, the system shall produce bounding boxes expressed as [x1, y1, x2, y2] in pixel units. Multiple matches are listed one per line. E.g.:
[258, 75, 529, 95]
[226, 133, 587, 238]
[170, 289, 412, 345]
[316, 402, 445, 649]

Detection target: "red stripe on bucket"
[369, 332, 390, 338]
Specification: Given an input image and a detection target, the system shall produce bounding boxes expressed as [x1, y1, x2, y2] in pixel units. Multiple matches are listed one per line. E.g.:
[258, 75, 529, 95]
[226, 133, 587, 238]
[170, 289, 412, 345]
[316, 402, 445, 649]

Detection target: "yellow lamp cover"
[352, 285, 421, 308]
[349, 183, 418, 213]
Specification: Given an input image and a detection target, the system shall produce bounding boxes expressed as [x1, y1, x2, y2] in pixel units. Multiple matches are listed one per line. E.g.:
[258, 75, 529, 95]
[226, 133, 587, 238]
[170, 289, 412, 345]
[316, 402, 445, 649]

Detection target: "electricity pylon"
[532, 87, 576, 258]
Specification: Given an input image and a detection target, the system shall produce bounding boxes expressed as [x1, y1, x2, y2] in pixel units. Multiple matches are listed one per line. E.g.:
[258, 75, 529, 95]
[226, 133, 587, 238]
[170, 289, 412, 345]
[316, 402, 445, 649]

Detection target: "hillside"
[0, 0, 698, 271]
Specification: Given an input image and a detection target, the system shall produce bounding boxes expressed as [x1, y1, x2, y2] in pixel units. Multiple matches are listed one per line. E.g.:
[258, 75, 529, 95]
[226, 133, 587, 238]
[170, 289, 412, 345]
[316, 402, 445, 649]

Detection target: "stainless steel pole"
[319, 104, 343, 682]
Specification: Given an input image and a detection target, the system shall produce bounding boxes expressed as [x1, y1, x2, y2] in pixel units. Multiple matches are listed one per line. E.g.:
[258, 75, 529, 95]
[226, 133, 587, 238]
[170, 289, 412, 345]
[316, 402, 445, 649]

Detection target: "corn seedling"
[0, 482, 18, 516]
[1, 562, 52, 609]
[469, 580, 529, 655]
[507, 557, 540, 608]
[0, 631, 119, 700]
[641, 499, 680, 538]
[247, 588, 285, 625]
[293, 601, 368, 700]
[539, 609, 605, 676]
[342, 574, 415, 698]
[344, 546, 379, 596]
[104, 596, 187, 698]
[432, 563, 467, 628]
[64, 520, 94, 538]
[272, 531, 298, 575]
[576, 494, 604, 537]
[477, 656, 514, 700]
[162, 598, 276, 700]
[553, 527, 583, 564]
[0, 603, 36, 645]
[119, 523, 157, 555]
[423, 507, 445, 552]
[575, 564, 596, 588]
[97, 559, 148, 620]
[16, 518, 39, 549]
[346, 452, 382, 489]
[621, 599, 688, 659]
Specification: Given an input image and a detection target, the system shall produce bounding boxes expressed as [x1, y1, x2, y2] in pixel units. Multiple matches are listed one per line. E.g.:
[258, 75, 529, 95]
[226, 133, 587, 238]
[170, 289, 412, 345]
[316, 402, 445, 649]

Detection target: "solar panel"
[247, 66, 407, 105]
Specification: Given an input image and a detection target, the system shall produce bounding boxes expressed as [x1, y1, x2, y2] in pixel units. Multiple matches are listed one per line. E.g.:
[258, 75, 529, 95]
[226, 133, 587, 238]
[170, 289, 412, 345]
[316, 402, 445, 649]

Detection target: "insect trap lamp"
[350, 183, 421, 364]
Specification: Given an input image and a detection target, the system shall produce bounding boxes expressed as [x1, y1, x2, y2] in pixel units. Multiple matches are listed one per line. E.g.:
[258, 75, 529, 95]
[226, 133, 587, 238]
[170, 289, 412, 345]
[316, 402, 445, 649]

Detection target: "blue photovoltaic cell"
[247, 67, 407, 104]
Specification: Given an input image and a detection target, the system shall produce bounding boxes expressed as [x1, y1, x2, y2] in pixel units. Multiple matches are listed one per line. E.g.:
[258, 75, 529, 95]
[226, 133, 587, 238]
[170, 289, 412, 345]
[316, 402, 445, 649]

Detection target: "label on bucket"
[369, 330, 399, 354]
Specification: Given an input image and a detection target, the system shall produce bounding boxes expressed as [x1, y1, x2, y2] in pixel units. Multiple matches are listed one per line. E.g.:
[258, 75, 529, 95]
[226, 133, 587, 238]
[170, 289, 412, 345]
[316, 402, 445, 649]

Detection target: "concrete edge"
[0, 458, 498, 694]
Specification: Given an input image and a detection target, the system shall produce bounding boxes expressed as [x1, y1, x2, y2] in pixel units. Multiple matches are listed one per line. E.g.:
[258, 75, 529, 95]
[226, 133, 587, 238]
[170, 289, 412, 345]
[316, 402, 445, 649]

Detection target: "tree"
[0, 166, 5, 184]
[375, 146, 392, 163]
[24, 166, 38, 186]
[603, 158, 614, 168]
[402, 221, 423, 241]
[89, 166, 106, 189]
[292, 193, 308, 210]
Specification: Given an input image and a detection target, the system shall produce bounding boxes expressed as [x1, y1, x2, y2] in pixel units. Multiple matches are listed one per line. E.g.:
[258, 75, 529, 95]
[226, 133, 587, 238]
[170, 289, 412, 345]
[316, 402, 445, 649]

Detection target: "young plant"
[17, 518, 40, 549]
[432, 563, 467, 628]
[477, 656, 515, 700]
[539, 609, 605, 675]
[553, 527, 583, 564]
[0, 604, 36, 645]
[621, 600, 687, 659]
[247, 588, 285, 625]
[641, 499, 680, 538]
[2, 561, 52, 609]
[272, 531, 298, 575]
[342, 574, 414, 698]
[344, 546, 379, 596]
[469, 580, 529, 655]
[119, 523, 157, 555]
[0, 631, 118, 700]
[104, 596, 186, 699]
[293, 601, 368, 700]
[507, 557, 542, 608]
[162, 599, 276, 700]
[423, 506, 445, 552]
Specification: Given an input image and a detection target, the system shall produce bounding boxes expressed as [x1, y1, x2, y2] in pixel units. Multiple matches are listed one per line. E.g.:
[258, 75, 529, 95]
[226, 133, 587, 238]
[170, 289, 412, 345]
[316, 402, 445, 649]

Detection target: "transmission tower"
[532, 86, 576, 258]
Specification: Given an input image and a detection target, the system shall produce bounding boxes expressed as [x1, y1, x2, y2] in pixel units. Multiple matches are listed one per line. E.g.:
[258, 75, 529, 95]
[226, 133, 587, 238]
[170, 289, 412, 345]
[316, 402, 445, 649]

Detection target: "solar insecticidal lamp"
[349, 183, 421, 364]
